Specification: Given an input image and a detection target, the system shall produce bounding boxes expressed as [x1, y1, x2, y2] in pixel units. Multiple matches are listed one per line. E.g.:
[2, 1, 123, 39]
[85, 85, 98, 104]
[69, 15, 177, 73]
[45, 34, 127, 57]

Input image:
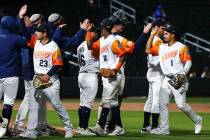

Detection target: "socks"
[111, 106, 123, 128]
[143, 111, 151, 128]
[2, 104, 13, 121]
[78, 106, 83, 128]
[83, 106, 91, 129]
[78, 106, 91, 129]
[152, 113, 159, 128]
[98, 107, 109, 129]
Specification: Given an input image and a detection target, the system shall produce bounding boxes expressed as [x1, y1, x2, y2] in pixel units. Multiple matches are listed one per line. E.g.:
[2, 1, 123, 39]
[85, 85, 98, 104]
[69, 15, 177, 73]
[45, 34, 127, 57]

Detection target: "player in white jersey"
[76, 28, 100, 136]
[141, 19, 165, 133]
[88, 18, 129, 136]
[146, 25, 202, 135]
[101, 12, 134, 136]
[19, 24, 73, 138]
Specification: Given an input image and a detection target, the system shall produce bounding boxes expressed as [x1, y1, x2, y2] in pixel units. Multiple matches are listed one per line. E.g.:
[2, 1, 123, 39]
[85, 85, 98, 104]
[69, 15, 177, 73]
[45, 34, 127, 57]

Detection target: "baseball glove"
[33, 75, 52, 89]
[168, 73, 186, 90]
[100, 68, 117, 78]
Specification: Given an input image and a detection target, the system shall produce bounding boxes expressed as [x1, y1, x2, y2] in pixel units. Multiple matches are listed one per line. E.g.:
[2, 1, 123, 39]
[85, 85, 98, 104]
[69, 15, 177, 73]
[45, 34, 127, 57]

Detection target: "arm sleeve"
[27, 34, 37, 48]
[111, 40, 126, 57]
[17, 18, 33, 41]
[52, 27, 63, 45]
[149, 39, 162, 55]
[180, 45, 192, 63]
[89, 40, 100, 59]
[135, 32, 150, 51]
[181, 60, 192, 74]
[47, 65, 60, 76]
[61, 29, 86, 49]
[52, 47, 63, 66]
[121, 38, 135, 54]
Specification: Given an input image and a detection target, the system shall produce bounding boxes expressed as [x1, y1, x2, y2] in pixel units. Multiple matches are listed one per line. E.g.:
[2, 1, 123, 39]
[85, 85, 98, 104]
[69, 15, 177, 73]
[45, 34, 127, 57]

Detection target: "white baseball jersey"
[147, 36, 164, 82]
[96, 34, 120, 69]
[77, 41, 99, 73]
[33, 40, 63, 74]
[151, 41, 191, 76]
[115, 35, 128, 75]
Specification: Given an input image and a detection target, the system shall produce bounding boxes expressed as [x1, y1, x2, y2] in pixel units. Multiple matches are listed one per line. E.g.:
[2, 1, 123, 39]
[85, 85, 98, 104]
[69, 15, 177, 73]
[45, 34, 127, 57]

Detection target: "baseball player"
[76, 28, 100, 136]
[0, 16, 27, 138]
[103, 12, 134, 136]
[13, 15, 35, 134]
[146, 25, 202, 135]
[13, 5, 51, 135]
[141, 19, 165, 133]
[88, 18, 132, 136]
[19, 24, 73, 138]
[16, 5, 90, 136]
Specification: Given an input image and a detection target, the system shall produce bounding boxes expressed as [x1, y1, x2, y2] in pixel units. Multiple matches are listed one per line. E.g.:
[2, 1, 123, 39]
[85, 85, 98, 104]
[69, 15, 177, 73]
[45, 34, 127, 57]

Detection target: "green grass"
[8, 110, 210, 140]
[13, 97, 210, 104]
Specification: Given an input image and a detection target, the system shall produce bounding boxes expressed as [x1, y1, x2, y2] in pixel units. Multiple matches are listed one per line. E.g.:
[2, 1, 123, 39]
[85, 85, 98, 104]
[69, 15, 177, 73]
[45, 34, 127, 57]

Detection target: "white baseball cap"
[48, 13, 61, 23]
[30, 14, 41, 23]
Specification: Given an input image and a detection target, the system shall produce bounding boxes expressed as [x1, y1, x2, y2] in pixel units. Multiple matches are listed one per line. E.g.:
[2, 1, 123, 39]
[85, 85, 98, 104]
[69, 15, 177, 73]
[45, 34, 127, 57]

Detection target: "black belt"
[80, 71, 99, 74]
[166, 75, 173, 79]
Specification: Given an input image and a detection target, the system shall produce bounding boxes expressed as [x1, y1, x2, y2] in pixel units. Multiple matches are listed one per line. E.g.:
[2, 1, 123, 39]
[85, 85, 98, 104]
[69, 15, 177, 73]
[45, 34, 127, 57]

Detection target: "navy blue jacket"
[0, 28, 27, 78]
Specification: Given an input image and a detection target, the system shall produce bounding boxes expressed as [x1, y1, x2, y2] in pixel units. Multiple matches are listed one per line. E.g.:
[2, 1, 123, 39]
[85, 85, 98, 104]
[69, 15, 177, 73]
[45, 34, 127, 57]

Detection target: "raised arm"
[145, 26, 158, 54]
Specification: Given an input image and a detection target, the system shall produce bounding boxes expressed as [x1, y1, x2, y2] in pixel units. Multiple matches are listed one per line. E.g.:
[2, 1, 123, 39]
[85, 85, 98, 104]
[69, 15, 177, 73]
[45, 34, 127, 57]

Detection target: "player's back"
[0, 28, 26, 78]
[77, 41, 99, 73]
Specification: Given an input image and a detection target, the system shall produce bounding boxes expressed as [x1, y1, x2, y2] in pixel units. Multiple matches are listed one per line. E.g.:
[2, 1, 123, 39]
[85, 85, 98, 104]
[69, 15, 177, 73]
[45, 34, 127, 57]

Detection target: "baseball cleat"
[195, 116, 202, 134]
[12, 124, 26, 136]
[77, 128, 96, 136]
[0, 118, 8, 138]
[75, 127, 82, 134]
[89, 124, 107, 136]
[150, 128, 169, 135]
[140, 125, 151, 134]
[65, 129, 73, 138]
[108, 125, 125, 136]
[19, 130, 37, 139]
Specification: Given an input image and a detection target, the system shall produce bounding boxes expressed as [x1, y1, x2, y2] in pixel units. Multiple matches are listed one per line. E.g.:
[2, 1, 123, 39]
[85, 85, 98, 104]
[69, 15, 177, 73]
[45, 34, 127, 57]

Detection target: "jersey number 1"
[171, 60, 173, 66]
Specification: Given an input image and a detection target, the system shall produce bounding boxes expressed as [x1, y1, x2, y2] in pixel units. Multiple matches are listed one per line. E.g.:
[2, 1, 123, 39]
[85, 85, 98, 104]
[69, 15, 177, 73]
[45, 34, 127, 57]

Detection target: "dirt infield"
[8, 102, 210, 112]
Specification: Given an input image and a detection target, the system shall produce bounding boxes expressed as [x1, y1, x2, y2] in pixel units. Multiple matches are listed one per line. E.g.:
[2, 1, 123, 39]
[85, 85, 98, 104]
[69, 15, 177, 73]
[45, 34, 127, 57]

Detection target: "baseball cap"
[152, 18, 166, 27]
[48, 13, 61, 23]
[30, 14, 41, 23]
[100, 18, 114, 30]
[35, 24, 49, 33]
[164, 24, 181, 39]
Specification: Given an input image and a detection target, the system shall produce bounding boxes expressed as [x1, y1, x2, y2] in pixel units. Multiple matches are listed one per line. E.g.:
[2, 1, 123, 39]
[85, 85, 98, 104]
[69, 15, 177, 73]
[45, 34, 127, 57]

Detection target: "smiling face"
[163, 31, 175, 43]
[35, 31, 47, 40]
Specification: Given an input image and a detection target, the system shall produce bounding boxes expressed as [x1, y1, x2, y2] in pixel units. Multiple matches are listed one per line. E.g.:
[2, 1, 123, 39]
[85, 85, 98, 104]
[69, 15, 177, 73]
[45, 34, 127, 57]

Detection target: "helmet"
[100, 18, 114, 30]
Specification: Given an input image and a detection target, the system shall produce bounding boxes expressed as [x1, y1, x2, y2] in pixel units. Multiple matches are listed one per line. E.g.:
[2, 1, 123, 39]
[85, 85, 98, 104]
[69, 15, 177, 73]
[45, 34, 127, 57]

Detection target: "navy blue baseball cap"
[164, 24, 181, 39]
[152, 18, 166, 27]
[35, 24, 49, 33]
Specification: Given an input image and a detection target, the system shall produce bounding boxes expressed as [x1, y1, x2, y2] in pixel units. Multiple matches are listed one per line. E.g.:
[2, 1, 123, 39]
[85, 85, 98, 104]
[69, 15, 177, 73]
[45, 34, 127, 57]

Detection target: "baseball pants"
[78, 73, 98, 109]
[101, 74, 122, 108]
[14, 80, 32, 127]
[144, 80, 162, 114]
[159, 77, 201, 132]
[0, 77, 19, 106]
